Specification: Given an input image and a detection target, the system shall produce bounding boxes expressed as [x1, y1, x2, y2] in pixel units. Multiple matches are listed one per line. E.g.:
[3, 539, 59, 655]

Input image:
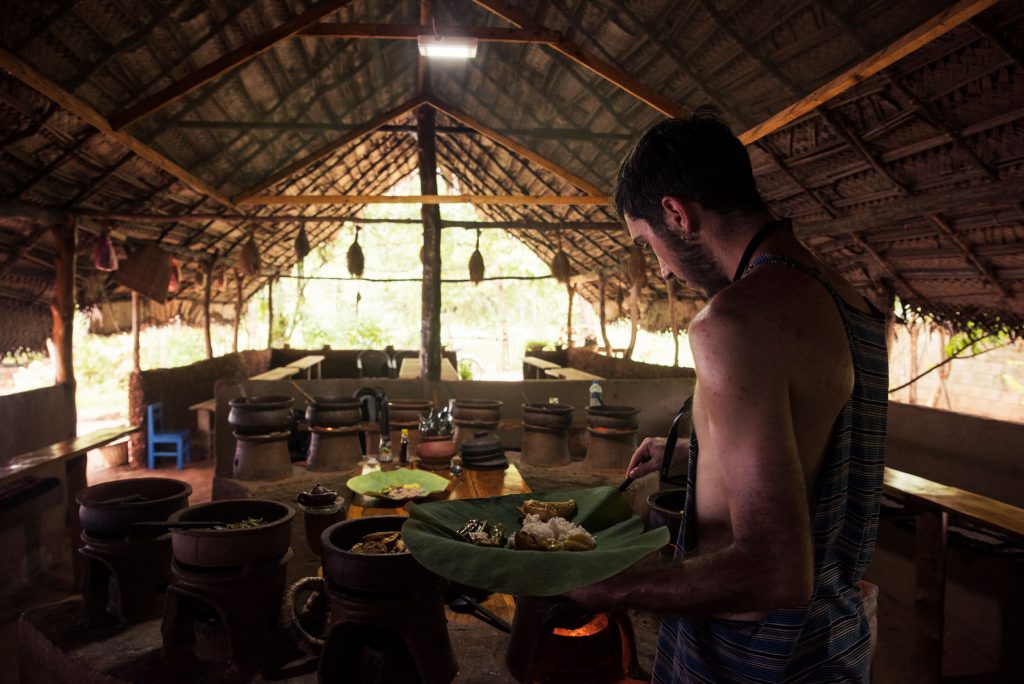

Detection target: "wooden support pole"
[417, 106, 442, 381]
[624, 282, 640, 361]
[566, 284, 575, 349]
[667, 278, 679, 367]
[267, 276, 274, 349]
[598, 276, 612, 357]
[233, 270, 243, 353]
[131, 290, 141, 372]
[203, 261, 214, 359]
[50, 217, 77, 435]
[913, 509, 947, 683]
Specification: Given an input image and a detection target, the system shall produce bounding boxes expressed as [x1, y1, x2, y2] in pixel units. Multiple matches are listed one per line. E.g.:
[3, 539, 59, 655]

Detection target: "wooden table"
[2, 426, 140, 585]
[545, 367, 604, 381]
[250, 366, 301, 381]
[522, 356, 560, 379]
[883, 467, 1024, 682]
[399, 357, 460, 380]
[187, 398, 216, 460]
[286, 354, 325, 379]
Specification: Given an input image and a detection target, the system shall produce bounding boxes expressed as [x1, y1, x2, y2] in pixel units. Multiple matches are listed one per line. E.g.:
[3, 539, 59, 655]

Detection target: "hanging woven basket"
[241, 230, 261, 277]
[295, 226, 311, 263]
[468, 229, 485, 285]
[347, 226, 365, 278]
[550, 234, 571, 283]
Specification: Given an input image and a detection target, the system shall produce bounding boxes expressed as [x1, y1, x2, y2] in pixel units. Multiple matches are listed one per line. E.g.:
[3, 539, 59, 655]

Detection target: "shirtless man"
[566, 113, 888, 682]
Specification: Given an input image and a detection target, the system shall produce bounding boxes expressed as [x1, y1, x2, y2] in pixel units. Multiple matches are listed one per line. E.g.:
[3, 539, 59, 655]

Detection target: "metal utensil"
[447, 594, 511, 633]
[131, 520, 227, 530]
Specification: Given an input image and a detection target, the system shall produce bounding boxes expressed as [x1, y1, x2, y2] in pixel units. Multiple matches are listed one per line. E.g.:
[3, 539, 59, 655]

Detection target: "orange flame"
[552, 613, 609, 637]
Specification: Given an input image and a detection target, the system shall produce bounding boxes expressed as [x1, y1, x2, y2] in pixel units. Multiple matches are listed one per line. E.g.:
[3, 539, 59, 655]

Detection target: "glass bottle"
[399, 429, 410, 465]
[378, 437, 392, 463]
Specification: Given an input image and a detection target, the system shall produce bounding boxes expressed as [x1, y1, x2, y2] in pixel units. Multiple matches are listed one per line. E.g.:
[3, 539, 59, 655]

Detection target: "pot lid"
[462, 431, 503, 456]
[297, 483, 339, 507]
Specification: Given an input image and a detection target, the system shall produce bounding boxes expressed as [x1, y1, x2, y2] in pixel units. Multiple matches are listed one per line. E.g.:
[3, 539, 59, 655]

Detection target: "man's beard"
[657, 226, 731, 299]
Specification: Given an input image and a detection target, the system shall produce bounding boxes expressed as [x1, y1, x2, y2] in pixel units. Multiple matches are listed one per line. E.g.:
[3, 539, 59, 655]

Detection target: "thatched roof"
[1, 0, 1023, 353]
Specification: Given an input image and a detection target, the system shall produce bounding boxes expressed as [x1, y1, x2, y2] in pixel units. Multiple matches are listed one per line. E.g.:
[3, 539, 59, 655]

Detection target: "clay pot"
[305, 396, 362, 428]
[646, 489, 687, 542]
[228, 395, 294, 435]
[387, 399, 433, 425]
[522, 403, 574, 429]
[169, 499, 294, 567]
[417, 436, 457, 464]
[586, 405, 639, 430]
[77, 478, 192, 538]
[451, 399, 502, 422]
[321, 516, 438, 593]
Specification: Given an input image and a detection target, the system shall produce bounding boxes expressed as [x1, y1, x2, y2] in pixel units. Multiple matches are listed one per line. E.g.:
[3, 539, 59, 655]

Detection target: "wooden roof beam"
[739, 0, 998, 145]
[237, 195, 610, 207]
[0, 48, 234, 208]
[300, 22, 559, 43]
[425, 97, 605, 196]
[232, 95, 428, 203]
[0, 224, 52, 279]
[108, 0, 357, 131]
[469, 0, 687, 119]
[925, 214, 1014, 300]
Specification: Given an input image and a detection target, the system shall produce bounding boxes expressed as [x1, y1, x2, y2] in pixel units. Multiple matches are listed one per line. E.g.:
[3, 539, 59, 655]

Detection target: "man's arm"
[567, 305, 814, 615]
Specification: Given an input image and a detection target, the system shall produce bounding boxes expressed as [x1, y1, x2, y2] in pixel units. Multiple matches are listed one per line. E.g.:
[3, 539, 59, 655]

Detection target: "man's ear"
[661, 196, 697, 239]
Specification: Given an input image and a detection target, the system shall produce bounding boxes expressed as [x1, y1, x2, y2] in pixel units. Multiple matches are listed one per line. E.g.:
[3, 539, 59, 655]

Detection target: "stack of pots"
[228, 395, 294, 480]
[451, 399, 502, 450]
[584, 405, 640, 471]
[387, 399, 433, 455]
[520, 403, 574, 467]
[305, 396, 363, 471]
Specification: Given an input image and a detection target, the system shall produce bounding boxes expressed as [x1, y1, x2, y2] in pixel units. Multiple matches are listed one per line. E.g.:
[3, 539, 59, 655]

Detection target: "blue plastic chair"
[146, 403, 191, 469]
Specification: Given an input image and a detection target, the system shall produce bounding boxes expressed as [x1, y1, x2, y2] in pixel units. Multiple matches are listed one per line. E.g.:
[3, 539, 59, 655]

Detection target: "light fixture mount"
[417, 34, 479, 60]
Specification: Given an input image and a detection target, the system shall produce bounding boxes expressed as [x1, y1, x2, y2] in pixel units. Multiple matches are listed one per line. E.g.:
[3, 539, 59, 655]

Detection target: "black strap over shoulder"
[660, 397, 692, 486]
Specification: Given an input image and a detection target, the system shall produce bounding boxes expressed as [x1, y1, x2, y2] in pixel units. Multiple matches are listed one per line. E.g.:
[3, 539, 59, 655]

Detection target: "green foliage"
[944, 322, 1011, 359]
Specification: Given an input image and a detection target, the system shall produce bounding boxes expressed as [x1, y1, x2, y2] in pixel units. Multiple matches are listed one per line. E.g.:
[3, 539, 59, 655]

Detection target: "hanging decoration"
[347, 226, 365, 278]
[91, 227, 118, 272]
[295, 226, 311, 265]
[626, 245, 648, 289]
[355, 291, 362, 319]
[168, 258, 181, 293]
[241, 229, 261, 277]
[214, 269, 227, 294]
[468, 229, 485, 284]
[550, 233, 571, 283]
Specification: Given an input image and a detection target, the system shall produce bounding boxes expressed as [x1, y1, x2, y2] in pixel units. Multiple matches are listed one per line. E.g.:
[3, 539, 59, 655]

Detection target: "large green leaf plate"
[403, 486, 669, 596]
[346, 468, 450, 499]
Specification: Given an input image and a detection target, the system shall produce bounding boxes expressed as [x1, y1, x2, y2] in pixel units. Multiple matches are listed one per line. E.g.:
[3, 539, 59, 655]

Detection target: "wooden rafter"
[300, 23, 559, 43]
[426, 97, 604, 196]
[925, 214, 1013, 300]
[237, 195, 610, 206]
[849, 233, 926, 302]
[0, 48, 234, 208]
[469, 0, 687, 119]
[108, 0, 357, 131]
[0, 224, 51, 279]
[739, 0, 998, 144]
[232, 95, 427, 202]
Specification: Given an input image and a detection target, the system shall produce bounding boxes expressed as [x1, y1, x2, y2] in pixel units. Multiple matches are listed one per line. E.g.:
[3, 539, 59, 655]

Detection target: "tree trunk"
[50, 217, 77, 435]
[203, 261, 214, 359]
[417, 105, 442, 381]
[566, 284, 575, 348]
[131, 290, 141, 372]
[267, 276, 274, 349]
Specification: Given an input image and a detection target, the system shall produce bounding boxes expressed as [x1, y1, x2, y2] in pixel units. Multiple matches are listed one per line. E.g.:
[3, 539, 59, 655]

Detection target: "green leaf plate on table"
[345, 468, 450, 500]
[403, 486, 669, 596]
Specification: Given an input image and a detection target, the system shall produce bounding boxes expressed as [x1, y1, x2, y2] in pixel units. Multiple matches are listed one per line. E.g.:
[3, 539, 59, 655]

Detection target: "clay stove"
[161, 499, 294, 675]
[520, 403, 575, 467]
[76, 478, 192, 624]
[584, 406, 640, 471]
[318, 515, 458, 684]
[306, 397, 363, 471]
[229, 396, 294, 480]
[506, 596, 641, 684]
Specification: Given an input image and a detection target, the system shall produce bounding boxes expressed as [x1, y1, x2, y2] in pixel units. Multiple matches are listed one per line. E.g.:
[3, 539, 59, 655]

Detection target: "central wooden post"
[50, 217, 77, 435]
[417, 105, 442, 381]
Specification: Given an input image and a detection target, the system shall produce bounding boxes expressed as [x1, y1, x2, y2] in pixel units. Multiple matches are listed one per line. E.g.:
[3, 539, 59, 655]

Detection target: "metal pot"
[77, 478, 192, 538]
[451, 399, 502, 422]
[305, 396, 362, 428]
[228, 395, 294, 435]
[321, 516, 437, 594]
[522, 402, 574, 429]
[586, 405, 639, 430]
[169, 499, 294, 567]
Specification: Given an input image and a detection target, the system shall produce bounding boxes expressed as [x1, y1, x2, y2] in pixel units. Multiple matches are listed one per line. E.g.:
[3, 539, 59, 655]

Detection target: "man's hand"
[626, 437, 666, 479]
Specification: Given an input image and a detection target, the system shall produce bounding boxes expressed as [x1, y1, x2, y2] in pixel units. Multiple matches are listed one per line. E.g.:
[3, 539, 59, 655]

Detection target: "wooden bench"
[883, 467, 1024, 682]
[544, 367, 604, 381]
[249, 366, 301, 381]
[399, 357, 460, 380]
[1, 426, 139, 586]
[522, 356, 560, 379]
[285, 354, 325, 379]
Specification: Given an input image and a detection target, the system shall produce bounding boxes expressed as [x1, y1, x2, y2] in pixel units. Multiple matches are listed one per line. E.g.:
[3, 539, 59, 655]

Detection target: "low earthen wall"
[270, 348, 458, 378]
[0, 384, 74, 464]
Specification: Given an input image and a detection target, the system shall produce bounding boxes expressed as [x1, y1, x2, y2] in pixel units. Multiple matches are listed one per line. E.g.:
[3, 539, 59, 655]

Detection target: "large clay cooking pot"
[451, 399, 502, 422]
[387, 399, 433, 424]
[169, 499, 294, 567]
[321, 516, 437, 594]
[77, 478, 192, 538]
[587, 405, 639, 430]
[305, 396, 362, 427]
[522, 402, 574, 429]
[229, 395, 294, 434]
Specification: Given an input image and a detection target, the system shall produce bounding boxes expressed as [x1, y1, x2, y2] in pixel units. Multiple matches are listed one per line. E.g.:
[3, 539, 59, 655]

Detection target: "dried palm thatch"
[468, 229, 485, 284]
[240, 231, 261, 278]
[550, 234, 571, 283]
[347, 226, 365, 278]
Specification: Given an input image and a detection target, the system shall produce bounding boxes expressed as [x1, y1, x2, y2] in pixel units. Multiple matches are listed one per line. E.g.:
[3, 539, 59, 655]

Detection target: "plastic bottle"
[589, 381, 603, 407]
